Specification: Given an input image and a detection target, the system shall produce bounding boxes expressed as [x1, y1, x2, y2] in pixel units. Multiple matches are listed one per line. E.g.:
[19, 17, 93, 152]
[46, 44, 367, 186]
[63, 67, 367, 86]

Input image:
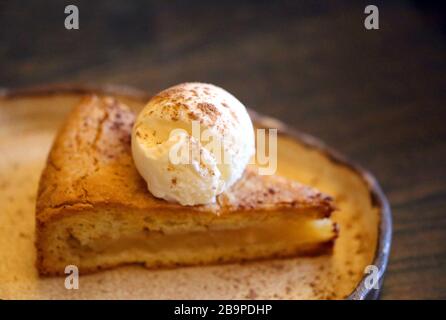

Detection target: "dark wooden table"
[1, 0, 445, 299]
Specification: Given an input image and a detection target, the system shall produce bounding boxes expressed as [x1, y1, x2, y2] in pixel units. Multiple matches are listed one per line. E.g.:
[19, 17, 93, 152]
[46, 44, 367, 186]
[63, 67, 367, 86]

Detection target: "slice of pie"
[36, 96, 337, 275]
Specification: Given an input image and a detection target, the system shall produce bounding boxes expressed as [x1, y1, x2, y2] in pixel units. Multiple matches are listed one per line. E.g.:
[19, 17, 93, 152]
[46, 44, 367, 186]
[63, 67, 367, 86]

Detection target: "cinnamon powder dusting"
[196, 103, 221, 122]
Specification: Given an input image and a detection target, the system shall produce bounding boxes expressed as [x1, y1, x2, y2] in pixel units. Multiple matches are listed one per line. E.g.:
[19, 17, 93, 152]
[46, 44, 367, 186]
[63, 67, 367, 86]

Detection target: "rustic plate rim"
[0, 83, 392, 300]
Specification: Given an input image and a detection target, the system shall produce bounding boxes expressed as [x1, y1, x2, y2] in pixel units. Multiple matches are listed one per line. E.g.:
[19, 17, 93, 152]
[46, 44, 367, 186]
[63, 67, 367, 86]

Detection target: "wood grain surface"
[1, 0, 445, 299]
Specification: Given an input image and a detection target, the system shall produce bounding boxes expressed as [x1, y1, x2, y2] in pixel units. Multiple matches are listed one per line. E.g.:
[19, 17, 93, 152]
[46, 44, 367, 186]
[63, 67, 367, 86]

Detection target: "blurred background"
[1, 0, 445, 299]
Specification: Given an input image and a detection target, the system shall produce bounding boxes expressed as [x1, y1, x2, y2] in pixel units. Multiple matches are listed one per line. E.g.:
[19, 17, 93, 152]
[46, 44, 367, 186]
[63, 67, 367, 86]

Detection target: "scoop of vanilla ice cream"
[131, 83, 255, 206]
